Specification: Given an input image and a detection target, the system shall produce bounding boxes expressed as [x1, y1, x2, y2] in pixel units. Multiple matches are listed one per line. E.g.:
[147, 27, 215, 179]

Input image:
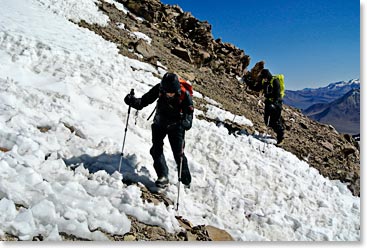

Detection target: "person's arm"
[271, 78, 281, 102]
[140, 84, 160, 107]
[181, 92, 194, 130]
[124, 84, 160, 110]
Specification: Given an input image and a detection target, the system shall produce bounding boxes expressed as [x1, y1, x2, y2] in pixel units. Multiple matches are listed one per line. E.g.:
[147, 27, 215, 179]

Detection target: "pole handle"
[127, 89, 134, 114]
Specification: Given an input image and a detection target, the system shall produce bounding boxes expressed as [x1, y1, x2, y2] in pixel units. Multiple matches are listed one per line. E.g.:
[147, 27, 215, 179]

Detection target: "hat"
[260, 69, 272, 80]
[160, 73, 181, 93]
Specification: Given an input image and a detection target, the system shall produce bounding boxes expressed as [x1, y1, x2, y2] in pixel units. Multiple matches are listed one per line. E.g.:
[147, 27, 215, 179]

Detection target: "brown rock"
[0, 147, 10, 152]
[342, 145, 356, 157]
[321, 141, 334, 152]
[135, 39, 155, 58]
[176, 216, 193, 230]
[123, 233, 137, 241]
[186, 232, 198, 241]
[37, 126, 52, 133]
[179, 72, 196, 82]
[171, 46, 192, 63]
[205, 225, 234, 241]
[299, 122, 308, 129]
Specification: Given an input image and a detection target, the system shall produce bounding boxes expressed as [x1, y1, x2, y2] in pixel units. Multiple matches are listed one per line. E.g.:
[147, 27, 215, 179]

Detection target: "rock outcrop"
[98, 0, 250, 77]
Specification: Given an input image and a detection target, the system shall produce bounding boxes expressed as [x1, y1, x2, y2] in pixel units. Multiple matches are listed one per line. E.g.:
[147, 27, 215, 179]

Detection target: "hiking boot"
[184, 183, 191, 189]
[276, 137, 284, 145]
[155, 176, 169, 188]
[276, 132, 284, 144]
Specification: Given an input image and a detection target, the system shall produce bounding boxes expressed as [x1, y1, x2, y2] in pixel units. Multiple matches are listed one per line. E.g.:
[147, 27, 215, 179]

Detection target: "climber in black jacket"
[259, 69, 284, 145]
[124, 73, 194, 188]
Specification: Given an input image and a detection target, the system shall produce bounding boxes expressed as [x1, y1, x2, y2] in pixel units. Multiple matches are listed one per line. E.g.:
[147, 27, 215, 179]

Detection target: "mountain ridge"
[303, 89, 360, 135]
[283, 79, 360, 110]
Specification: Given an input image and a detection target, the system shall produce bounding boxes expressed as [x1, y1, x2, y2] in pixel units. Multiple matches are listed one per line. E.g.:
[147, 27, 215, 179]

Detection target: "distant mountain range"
[284, 79, 360, 135]
[284, 79, 360, 110]
[303, 89, 360, 135]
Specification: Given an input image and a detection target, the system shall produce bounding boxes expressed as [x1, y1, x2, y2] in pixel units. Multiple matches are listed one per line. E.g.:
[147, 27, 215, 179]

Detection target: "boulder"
[171, 46, 193, 63]
[205, 225, 234, 241]
[135, 39, 155, 58]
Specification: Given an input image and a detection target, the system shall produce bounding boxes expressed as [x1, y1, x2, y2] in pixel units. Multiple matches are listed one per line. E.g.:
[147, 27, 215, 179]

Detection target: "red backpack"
[148, 78, 193, 120]
[178, 78, 193, 102]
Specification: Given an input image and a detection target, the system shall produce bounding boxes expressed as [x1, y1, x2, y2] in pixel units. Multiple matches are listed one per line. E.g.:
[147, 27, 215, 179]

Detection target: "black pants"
[150, 123, 191, 185]
[264, 101, 284, 141]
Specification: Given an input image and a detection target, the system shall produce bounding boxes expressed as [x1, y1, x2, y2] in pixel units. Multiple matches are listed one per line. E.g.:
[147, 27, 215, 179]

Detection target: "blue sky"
[160, 0, 360, 90]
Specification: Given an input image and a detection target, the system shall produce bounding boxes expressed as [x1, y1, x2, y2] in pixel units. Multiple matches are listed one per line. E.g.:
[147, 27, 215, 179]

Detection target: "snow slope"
[0, 0, 360, 242]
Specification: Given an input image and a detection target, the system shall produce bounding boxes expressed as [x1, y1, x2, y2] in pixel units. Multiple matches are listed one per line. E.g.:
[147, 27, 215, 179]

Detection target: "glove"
[124, 94, 143, 110]
[124, 93, 135, 106]
[181, 113, 193, 131]
[269, 103, 276, 111]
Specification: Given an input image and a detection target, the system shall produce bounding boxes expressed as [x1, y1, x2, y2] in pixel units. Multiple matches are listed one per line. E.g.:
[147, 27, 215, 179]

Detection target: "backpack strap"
[179, 85, 187, 103]
[178, 78, 193, 102]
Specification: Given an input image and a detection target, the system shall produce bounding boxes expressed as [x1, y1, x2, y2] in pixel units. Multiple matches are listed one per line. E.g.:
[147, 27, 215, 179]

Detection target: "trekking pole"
[147, 105, 157, 121]
[262, 116, 270, 153]
[176, 144, 185, 211]
[118, 89, 134, 173]
[176, 157, 183, 211]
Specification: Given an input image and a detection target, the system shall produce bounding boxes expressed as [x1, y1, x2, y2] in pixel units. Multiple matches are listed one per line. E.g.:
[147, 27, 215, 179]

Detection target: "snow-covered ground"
[0, 0, 360, 244]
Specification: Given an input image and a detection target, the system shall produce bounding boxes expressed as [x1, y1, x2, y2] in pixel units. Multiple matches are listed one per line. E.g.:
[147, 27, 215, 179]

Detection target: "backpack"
[178, 78, 193, 102]
[271, 74, 285, 99]
[148, 78, 193, 120]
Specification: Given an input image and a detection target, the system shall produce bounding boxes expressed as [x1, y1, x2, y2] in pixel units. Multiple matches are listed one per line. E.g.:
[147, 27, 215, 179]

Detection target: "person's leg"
[264, 104, 271, 127]
[168, 127, 191, 186]
[271, 104, 284, 143]
[150, 124, 169, 182]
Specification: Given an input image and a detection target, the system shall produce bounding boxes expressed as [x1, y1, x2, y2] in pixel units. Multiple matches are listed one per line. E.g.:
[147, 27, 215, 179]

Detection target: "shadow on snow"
[62, 152, 158, 191]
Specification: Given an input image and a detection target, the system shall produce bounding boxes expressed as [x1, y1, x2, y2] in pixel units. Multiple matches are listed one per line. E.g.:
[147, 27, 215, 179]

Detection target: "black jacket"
[263, 78, 281, 103]
[130, 83, 194, 128]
